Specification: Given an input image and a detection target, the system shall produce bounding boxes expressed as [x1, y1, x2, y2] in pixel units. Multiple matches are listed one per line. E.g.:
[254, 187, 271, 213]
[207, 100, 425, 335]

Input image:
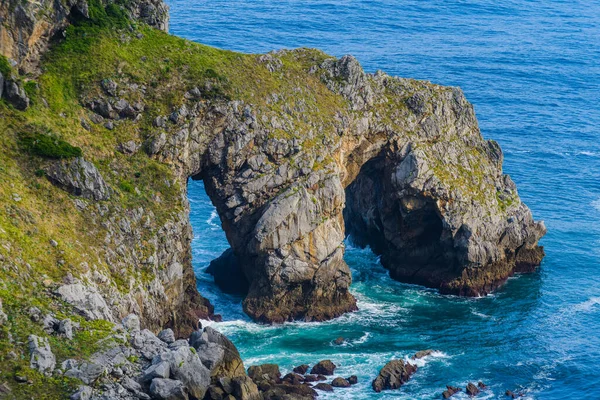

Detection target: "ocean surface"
[169, 1, 600, 398]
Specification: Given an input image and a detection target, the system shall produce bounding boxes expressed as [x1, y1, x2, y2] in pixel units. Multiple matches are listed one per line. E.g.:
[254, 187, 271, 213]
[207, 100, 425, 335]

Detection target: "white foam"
[592, 199, 600, 213]
[404, 350, 449, 367]
[572, 297, 600, 312]
[207, 209, 219, 227]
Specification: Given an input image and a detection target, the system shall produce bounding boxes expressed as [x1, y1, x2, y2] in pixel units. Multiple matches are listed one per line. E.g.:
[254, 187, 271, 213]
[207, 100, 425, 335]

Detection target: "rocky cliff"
[0, 0, 169, 74]
[0, 1, 544, 397]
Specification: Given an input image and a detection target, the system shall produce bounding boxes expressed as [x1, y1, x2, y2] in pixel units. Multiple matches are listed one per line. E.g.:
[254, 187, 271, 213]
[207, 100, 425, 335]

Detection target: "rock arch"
[154, 54, 545, 323]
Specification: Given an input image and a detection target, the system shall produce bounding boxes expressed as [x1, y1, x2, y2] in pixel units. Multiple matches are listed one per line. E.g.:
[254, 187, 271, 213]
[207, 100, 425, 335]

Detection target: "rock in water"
[314, 383, 333, 392]
[372, 360, 417, 393]
[442, 385, 461, 398]
[412, 349, 435, 360]
[310, 360, 336, 375]
[293, 364, 309, 375]
[466, 382, 480, 396]
[331, 377, 351, 387]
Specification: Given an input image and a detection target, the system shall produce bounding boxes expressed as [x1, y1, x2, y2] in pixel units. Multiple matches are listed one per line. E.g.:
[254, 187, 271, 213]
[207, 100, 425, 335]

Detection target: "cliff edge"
[0, 1, 544, 397]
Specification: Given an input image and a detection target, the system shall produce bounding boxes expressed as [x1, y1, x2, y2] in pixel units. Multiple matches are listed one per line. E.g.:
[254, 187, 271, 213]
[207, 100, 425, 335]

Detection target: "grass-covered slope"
[0, 5, 347, 397]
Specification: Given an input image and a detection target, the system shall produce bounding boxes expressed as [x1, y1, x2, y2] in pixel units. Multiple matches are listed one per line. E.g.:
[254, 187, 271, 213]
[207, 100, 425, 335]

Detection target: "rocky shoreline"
[12, 309, 521, 400]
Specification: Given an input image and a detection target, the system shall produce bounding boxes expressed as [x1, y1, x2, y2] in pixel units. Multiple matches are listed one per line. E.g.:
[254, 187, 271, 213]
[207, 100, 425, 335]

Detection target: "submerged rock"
[372, 360, 417, 393]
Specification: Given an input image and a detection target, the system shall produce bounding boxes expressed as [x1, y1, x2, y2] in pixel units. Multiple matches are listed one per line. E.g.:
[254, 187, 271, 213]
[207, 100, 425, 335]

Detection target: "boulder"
[4, 79, 29, 110]
[372, 360, 417, 393]
[466, 382, 480, 396]
[46, 157, 111, 201]
[190, 327, 245, 378]
[56, 283, 114, 321]
[309, 360, 336, 376]
[64, 361, 106, 384]
[313, 383, 333, 392]
[293, 364, 309, 375]
[333, 337, 344, 345]
[28, 335, 56, 375]
[158, 328, 176, 344]
[142, 361, 171, 382]
[231, 376, 261, 400]
[331, 377, 350, 388]
[157, 346, 211, 399]
[247, 364, 281, 384]
[412, 349, 435, 360]
[347, 375, 358, 385]
[442, 385, 461, 398]
[122, 314, 141, 331]
[150, 378, 189, 400]
[70, 386, 93, 400]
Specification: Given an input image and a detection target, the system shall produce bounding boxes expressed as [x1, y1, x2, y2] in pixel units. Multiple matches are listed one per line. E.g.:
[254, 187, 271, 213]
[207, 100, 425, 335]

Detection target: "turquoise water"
[176, 1, 600, 398]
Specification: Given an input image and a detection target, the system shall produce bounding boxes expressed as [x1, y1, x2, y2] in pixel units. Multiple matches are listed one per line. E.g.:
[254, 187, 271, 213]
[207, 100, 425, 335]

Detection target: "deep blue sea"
[168, 1, 600, 398]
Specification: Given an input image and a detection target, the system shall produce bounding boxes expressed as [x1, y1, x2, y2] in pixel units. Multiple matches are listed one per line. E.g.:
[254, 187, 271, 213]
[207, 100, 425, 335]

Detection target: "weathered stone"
[207, 249, 249, 295]
[347, 375, 358, 385]
[293, 365, 309, 375]
[442, 385, 461, 398]
[372, 360, 417, 392]
[58, 318, 74, 339]
[331, 377, 350, 387]
[247, 364, 281, 384]
[4, 79, 29, 110]
[142, 361, 171, 381]
[190, 327, 245, 378]
[466, 382, 480, 396]
[231, 376, 261, 400]
[56, 283, 114, 321]
[149, 378, 189, 400]
[412, 349, 434, 360]
[70, 386, 93, 400]
[47, 157, 111, 201]
[155, 346, 211, 399]
[28, 335, 55, 375]
[64, 361, 106, 384]
[158, 328, 176, 344]
[313, 383, 333, 392]
[309, 360, 336, 376]
[122, 314, 141, 331]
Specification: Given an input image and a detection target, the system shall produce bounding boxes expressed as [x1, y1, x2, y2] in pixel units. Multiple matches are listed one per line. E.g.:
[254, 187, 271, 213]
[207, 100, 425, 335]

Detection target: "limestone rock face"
[28, 335, 56, 375]
[46, 157, 112, 201]
[157, 53, 545, 323]
[0, 0, 169, 73]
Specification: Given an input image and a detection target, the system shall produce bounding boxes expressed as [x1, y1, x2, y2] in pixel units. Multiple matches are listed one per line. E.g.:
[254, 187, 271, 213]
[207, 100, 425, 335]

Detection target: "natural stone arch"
[153, 53, 545, 324]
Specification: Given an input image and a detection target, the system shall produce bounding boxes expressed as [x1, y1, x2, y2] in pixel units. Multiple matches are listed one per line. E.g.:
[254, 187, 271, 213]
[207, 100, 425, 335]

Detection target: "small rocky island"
[0, 0, 545, 398]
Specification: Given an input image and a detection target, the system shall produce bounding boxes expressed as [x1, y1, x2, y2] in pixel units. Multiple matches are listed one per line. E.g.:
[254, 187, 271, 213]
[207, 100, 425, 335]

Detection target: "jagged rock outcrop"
[0, 0, 544, 332]
[149, 53, 545, 323]
[46, 157, 112, 201]
[0, 0, 169, 73]
[372, 359, 417, 392]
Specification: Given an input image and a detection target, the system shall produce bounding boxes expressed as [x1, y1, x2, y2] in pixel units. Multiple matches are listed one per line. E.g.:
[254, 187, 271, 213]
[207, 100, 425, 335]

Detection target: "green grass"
[20, 130, 83, 159]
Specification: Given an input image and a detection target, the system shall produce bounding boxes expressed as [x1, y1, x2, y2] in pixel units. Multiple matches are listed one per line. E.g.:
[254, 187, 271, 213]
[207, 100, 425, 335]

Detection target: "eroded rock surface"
[0, 0, 169, 73]
[152, 53, 545, 323]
